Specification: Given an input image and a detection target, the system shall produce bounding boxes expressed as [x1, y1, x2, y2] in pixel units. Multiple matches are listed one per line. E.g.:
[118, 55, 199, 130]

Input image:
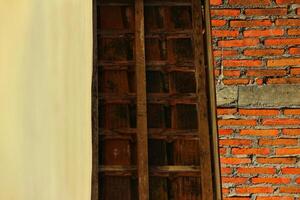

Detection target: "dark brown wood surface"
[93, 0, 221, 199]
[192, 0, 214, 199]
[92, 0, 99, 199]
[135, 0, 150, 200]
[97, 0, 136, 199]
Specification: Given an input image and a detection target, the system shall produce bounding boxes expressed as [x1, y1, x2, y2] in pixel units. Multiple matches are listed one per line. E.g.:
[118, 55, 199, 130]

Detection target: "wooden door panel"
[100, 176, 137, 200]
[93, 0, 221, 199]
[97, 2, 137, 199]
[99, 6, 134, 31]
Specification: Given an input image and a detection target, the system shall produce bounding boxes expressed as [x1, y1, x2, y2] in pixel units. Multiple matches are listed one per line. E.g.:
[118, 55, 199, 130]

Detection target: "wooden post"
[135, 0, 149, 200]
[91, 0, 99, 199]
[204, 0, 223, 198]
[192, 0, 214, 199]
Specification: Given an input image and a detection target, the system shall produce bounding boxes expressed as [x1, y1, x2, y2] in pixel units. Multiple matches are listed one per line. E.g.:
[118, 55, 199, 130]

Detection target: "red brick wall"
[210, 0, 300, 199]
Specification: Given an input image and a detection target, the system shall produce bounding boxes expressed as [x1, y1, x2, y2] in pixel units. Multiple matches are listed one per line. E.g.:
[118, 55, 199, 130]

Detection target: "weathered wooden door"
[92, 0, 221, 199]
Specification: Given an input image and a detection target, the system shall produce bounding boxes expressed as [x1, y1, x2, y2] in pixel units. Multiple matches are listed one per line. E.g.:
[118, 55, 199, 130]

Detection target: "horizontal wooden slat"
[100, 128, 200, 140]
[147, 65, 195, 72]
[99, 65, 195, 73]
[98, 30, 192, 38]
[151, 166, 200, 173]
[97, 2, 192, 6]
[100, 128, 198, 134]
[98, 60, 194, 67]
[99, 93, 197, 104]
[99, 165, 201, 177]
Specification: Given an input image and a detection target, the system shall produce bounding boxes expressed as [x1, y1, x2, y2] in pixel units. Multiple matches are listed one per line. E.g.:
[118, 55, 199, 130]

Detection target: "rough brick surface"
[211, 0, 300, 199]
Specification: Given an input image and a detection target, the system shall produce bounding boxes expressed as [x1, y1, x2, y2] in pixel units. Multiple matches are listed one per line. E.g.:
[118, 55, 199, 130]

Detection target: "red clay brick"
[219, 129, 234, 136]
[289, 47, 300, 55]
[212, 19, 227, 27]
[276, 19, 300, 26]
[268, 77, 300, 84]
[217, 108, 238, 115]
[222, 177, 248, 184]
[219, 139, 252, 146]
[218, 119, 257, 126]
[240, 129, 278, 136]
[245, 8, 287, 15]
[246, 69, 286, 77]
[222, 188, 230, 194]
[223, 78, 249, 85]
[267, 58, 300, 66]
[256, 78, 264, 85]
[296, 177, 300, 184]
[211, 9, 240, 16]
[259, 138, 298, 146]
[210, 0, 222, 5]
[239, 109, 279, 116]
[219, 148, 227, 155]
[276, 148, 300, 155]
[229, 0, 271, 5]
[232, 148, 270, 155]
[276, 0, 300, 4]
[252, 177, 290, 184]
[223, 60, 262, 67]
[214, 50, 239, 57]
[291, 68, 300, 75]
[244, 29, 284, 37]
[244, 49, 284, 56]
[223, 70, 241, 77]
[221, 167, 233, 174]
[265, 38, 300, 46]
[223, 198, 251, 200]
[256, 197, 293, 200]
[237, 167, 276, 174]
[236, 187, 274, 194]
[231, 20, 272, 27]
[280, 187, 300, 193]
[262, 118, 300, 125]
[212, 30, 239, 37]
[257, 157, 297, 164]
[283, 129, 300, 136]
[282, 168, 300, 174]
[284, 109, 300, 115]
[221, 157, 251, 164]
[287, 29, 300, 35]
[219, 38, 260, 47]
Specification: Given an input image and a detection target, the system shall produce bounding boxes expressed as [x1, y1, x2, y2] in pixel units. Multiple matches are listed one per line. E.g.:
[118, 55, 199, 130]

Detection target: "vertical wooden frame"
[191, 0, 214, 199]
[135, 0, 150, 200]
[91, 0, 99, 199]
[203, 0, 222, 199]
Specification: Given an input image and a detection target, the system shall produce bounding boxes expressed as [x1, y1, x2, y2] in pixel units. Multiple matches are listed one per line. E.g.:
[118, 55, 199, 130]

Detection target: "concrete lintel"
[216, 85, 238, 107]
[238, 84, 300, 108]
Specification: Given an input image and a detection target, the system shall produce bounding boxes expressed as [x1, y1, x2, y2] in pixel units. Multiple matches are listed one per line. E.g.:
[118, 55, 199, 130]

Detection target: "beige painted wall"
[0, 0, 92, 199]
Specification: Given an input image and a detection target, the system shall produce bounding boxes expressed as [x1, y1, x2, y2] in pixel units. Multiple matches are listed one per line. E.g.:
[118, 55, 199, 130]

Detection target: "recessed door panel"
[93, 0, 221, 199]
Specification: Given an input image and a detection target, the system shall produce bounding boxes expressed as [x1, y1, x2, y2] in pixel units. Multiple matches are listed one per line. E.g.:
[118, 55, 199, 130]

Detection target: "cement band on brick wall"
[217, 84, 300, 108]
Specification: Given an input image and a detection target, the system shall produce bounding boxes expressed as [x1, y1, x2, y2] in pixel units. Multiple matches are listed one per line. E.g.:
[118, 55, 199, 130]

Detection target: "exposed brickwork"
[211, 0, 300, 86]
[210, 0, 300, 199]
[218, 108, 300, 199]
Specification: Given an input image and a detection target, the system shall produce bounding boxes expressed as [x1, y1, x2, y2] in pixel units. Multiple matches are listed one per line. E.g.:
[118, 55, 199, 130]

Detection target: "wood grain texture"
[192, 0, 214, 199]
[135, 0, 150, 199]
[92, 0, 99, 199]
[94, 0, 221, 199]
[203, 0, 222, 198]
